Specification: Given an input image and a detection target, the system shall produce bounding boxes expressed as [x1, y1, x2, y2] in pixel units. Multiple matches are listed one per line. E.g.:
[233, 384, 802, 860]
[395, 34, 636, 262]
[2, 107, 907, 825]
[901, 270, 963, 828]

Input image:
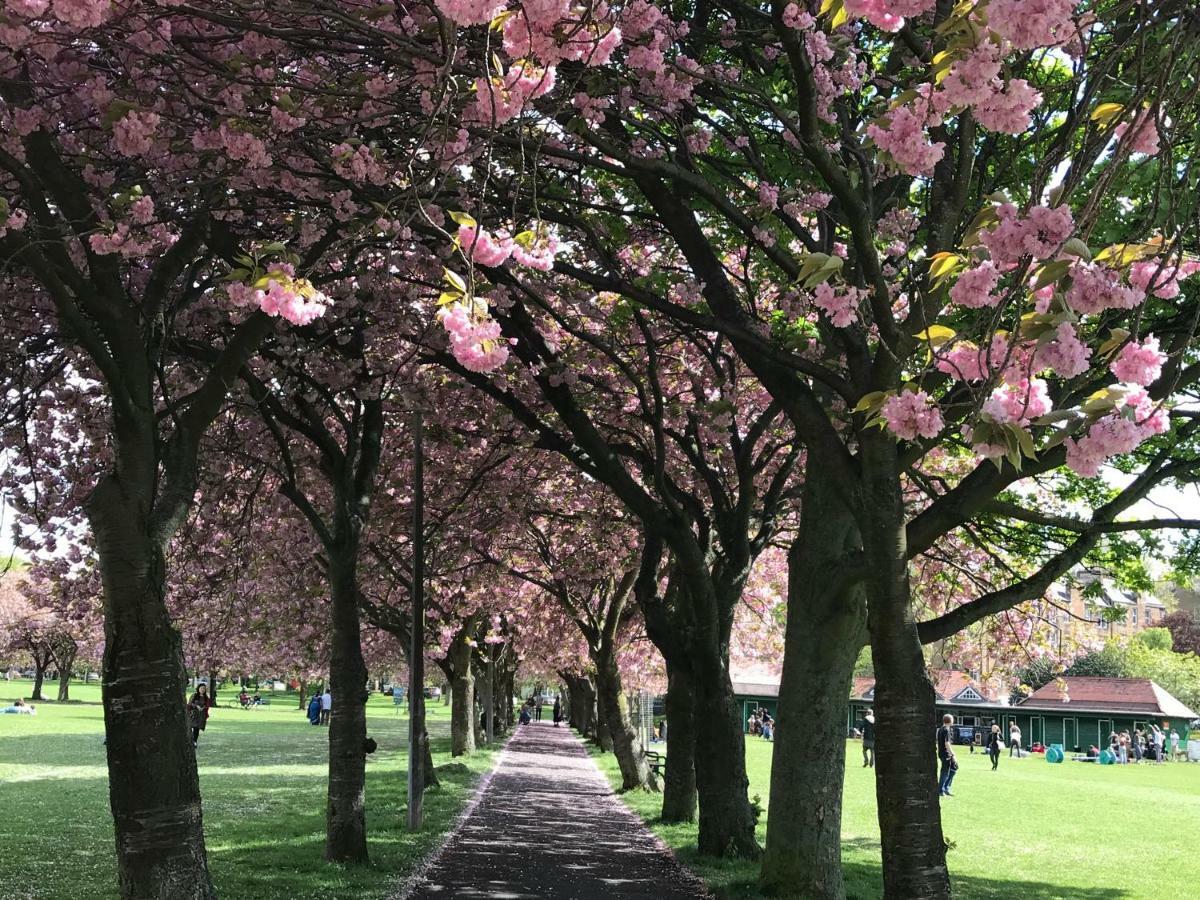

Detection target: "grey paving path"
[405, 721, 707, 899]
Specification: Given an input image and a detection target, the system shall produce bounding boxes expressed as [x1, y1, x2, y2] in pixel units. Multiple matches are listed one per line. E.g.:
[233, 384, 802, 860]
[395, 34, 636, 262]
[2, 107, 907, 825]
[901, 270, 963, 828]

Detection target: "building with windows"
[1013, 676, 1195, 751]
[1035, 572, 1168, 651]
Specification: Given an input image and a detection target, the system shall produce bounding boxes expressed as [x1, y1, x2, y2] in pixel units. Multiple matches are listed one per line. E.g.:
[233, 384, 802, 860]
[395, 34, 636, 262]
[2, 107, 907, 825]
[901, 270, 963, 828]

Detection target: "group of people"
[306, 689, 332, 726]
[1106, 725, 1183, 763]
[747, 707, 775, 740]
[237, 690, 263, 708]
[518, 696, 562, 726]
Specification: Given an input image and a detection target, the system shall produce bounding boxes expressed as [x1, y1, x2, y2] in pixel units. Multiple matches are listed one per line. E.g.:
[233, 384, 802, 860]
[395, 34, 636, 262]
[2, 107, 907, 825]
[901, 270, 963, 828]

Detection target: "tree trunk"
[57, 646, 76, 702]
[298, 679, 307, 710]
[761, 480, 867, 899]
[594, 686, 613, 751]
[89, 477, 215, 900]
[660, 659, 697, 823]
[422, 733, 440, 787]
[449, 636, 476, 757]
[691, 659, 761, 858]
[324, 551, 368, 864]
[861, 436, 950, 900]
[595, 646, 652, 790]
[31, 655, 47, 702]
[442, 681, 451, 706]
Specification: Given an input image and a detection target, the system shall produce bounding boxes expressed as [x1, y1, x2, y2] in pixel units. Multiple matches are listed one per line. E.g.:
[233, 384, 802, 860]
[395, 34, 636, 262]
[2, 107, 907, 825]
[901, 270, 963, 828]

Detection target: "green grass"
[0, 680, 496, 899]
[593, 737, 1200, 899]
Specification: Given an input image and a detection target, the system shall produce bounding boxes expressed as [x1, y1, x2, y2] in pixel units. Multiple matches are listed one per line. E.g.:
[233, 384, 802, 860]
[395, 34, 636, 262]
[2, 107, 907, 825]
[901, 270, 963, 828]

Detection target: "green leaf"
[448, 211, 477, 228]
[1032, 259, 1073, 292]
[853, 391, 889, 414]
[443, 267, 468, 294]
[914, 324, 957, 347]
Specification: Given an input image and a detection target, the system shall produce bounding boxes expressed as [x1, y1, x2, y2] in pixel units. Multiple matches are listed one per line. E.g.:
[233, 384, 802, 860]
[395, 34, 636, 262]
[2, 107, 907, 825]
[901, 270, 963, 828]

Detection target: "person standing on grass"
[307, 693, 321, 725]
[553, 696, 562, 727]
[1009, 722, 1021, 757]
[862, 709, 876, 768]
[321, 688, 332, 725]
[1133, 728, 1144, 763]
[987, 724, 1003, 771]
[937, 714, 957, 797]
[187, 684, 213, 747]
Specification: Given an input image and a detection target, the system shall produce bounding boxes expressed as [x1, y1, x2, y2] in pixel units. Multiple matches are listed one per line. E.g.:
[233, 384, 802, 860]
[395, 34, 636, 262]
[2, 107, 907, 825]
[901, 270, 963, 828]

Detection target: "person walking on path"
[1009, 722, 1021, 757]
[404, 717, 707, 900]
[320, 688, 332, 725]
[187, 683, 214, 747]
[552, 696, 562, 727]
[937, 714, 958, 797]
[306, 693, 321, 725]
[862, 709, 876, 768]
[535, 697, 543, 721]
[987, 724, 1003, 771]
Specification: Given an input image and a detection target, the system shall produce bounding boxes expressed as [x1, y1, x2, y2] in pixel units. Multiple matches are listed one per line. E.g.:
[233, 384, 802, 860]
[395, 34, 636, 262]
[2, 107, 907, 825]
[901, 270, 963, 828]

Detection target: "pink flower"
[882, 389, 944, 441]
[439, 302, 510, 373]
[1115, 112, 1161, 156]
[112, 110, 160, 157]
[1033, 323, 1091, 378]
[981, 377, 1051, 426]
[52, 0, 111, 29]
[980, 203, 1074, 266]
[867, 89, 945, 176]
[812, 282, 861, 328]
[1110, 335, 1166, 387]
[988, 0, 1079, 51]
[936, 334, 1010, 382]
[458, 224, 513, 267]
[129, 196, 154, 225]
[433, 0, 506, 27]
[973, 78, 1042, 135]
[844, 0, 935, 32]
[1128, 259, 1200, 300]
[1065, 263, 1144, 314]
[949, 262, 1002, 308]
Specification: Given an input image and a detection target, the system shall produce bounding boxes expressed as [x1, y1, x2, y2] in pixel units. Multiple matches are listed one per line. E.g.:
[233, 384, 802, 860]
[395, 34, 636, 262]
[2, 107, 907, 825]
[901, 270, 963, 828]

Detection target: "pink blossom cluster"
[812, 282, 862, 328]
[844, 0, 935, 32]
[949, 261, 1001, 308]
[439, 302, 510, 373]
[501, 0, 622, 66]
[1110, 335, 1166, 387]
[1033, 323, 1091, 378]
[972, 78, 1041, 135]
[936, 334, 1010, 382]
[226, 265, 330, 326]
[89, 224, 162, 258]
[1064, 263, 1143, 314]
[781, 3, 811, 29]
[513, 231, 560, 271]
[1115, 112, 1161, 156]
[867, 88, 944, 176]
[980, 203, 1074, 266]
[470, 64, 557, 125]
[433, 0, 506, 27]
[50, 0, 111, 29]
[0, 206, 28, 239]
[1064, 389, 1169, 476]
[882, 389, 944, 441]
[981, 377, 1051, 426]
[330, 143, 388, 185]
[458, 224, 514, 267]
[112, 110, 160, 157]
[1128, 259, 1200, 299]
[988, 0, 1079, 51]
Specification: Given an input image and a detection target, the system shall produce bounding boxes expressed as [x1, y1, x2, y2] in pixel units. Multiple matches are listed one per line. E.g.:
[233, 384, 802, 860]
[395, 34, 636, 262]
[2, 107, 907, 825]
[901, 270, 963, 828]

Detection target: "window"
[1132, 608, 1138, 625]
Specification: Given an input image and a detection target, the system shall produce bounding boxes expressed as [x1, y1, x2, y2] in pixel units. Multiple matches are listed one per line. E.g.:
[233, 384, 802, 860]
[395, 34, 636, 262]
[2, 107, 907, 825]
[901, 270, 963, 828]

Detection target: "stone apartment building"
[1038, 572, 1168, 649]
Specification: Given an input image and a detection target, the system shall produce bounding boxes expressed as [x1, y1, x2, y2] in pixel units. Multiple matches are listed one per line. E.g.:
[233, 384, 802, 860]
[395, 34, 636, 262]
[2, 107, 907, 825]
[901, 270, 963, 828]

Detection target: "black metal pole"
[407, 406, 426, 831]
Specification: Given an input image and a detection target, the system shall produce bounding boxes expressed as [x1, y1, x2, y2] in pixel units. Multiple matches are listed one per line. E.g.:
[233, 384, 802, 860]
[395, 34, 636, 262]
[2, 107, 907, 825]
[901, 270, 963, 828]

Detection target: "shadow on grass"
[659, 846, 1135, 900]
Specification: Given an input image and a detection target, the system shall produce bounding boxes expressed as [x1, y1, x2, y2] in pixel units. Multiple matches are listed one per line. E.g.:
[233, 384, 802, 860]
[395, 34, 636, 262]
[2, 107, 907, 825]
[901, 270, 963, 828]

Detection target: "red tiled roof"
[850, 670, 991, 704]
[1019, 677, 1197, 718]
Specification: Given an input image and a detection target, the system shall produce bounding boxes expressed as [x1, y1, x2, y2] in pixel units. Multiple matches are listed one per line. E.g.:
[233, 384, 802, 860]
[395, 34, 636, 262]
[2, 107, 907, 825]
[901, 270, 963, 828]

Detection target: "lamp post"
[407, 405, 425, 831]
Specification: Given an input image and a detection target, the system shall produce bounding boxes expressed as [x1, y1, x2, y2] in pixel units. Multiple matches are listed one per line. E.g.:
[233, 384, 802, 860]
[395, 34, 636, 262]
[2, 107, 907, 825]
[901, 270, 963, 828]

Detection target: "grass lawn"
[593, 736, 1200, 899]
[0, 680, 497, 899]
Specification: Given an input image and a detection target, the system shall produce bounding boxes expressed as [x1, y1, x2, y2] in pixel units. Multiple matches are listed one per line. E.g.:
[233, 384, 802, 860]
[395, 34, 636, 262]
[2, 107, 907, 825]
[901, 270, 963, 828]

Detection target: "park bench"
[645, 750, 665, 777]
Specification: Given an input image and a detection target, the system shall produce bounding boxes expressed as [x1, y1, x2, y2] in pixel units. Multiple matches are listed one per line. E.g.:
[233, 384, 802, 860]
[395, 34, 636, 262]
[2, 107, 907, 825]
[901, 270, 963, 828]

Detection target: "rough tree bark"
[90, 478, 214, 900]
[861, 435, 950, 900]
[761, 479, 867, 899]
[324, 548, 369, 864]
[594, 647, 652, 790]
[56, 640, 77, 702]
[660, 660, 697, 823]
[447, 632, 476, 757]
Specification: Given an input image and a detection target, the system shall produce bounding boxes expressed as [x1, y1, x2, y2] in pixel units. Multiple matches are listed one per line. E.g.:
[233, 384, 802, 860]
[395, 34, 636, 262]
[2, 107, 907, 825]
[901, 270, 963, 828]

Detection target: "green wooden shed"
[1014, 677, 1196, 752]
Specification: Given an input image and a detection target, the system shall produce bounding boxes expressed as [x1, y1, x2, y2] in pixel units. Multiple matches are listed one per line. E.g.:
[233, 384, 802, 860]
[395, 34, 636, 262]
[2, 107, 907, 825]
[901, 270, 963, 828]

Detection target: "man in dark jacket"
[862, 709, 876, 767]
[937, 713, 957, 796]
